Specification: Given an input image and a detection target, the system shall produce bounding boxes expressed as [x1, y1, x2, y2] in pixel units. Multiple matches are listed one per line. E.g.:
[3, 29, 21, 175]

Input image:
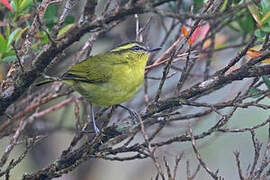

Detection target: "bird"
[37, 41, 161, 134]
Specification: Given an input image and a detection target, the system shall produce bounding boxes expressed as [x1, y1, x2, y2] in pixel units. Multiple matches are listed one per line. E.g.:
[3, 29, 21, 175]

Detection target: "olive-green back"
[63, 52, 130, 83]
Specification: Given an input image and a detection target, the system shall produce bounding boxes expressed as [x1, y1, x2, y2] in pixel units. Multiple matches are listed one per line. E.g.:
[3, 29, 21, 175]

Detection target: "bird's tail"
[35, 77, 61, 86]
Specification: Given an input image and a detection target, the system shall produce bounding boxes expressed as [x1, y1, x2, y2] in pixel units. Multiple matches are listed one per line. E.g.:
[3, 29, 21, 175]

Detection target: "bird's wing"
[62, 53, 114, 83]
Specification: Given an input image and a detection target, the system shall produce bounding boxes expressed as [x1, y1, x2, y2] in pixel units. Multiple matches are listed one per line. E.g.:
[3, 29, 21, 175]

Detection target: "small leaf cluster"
[0, 0, 75, 63]
[0, 25, 25, 62]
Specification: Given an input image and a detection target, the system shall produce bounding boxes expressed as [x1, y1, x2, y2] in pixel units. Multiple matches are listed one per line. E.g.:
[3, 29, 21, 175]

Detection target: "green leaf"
[248, 2, 262, 26]
[40, 34, 49, 45]
[249, 88, 263, 98]
[194, 0, 204, 11]
[255, 29, 265, 38]
[10, 0, 18, 12]
[5, 24, 10, 38]
[220, 0, 228, 11]
[4, 49, 15, 57]
[19, 0, 33, 12]
[0, 33, 7, 54]
[44, 5, 57, 21]
[44, 4, 58, 29]
[63, 15, 75, 26]
[228, 22, 241, 32]
[261, 26, 270, 33]
[239, 14, 255, 34]
[1, 55, 17, 63]
[262, 75, 270, 89]
[57, 24, 74, 38]
[7, 28, 21, 46]
[261, 0, 270, 14]
[233, 0, 241, 5]
[261, 12, 270, 25]
[262, 6, 270, 15]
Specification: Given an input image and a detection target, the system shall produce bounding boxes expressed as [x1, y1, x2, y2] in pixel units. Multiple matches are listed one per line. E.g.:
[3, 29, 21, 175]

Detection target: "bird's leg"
[117, 104, 140, 125]
[90, 104, 100, 135]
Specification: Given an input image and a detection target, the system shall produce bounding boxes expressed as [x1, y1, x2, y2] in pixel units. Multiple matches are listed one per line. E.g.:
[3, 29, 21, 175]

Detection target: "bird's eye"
[131, 45, 142, 51]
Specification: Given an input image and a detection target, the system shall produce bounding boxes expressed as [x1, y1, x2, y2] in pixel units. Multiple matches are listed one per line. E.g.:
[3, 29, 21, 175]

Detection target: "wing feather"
[62, 53, 114, 83]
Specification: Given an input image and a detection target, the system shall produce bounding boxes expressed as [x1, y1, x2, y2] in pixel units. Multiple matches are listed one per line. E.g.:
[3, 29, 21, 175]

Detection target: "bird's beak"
[147, 47, 161, 52]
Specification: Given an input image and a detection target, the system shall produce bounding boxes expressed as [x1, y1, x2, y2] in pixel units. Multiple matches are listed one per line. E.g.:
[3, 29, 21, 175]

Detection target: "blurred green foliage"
[0, 25, 25, 62]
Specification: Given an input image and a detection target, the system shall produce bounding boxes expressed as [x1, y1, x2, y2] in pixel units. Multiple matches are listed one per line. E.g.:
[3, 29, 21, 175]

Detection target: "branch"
[144, 58, 270, 118]
[0, 1, 173, 117]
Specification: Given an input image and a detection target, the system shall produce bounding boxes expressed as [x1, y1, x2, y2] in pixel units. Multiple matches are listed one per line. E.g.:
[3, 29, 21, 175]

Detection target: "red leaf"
[199, 24, 210, 40]
[181, 25, 201, 46]
[247, 49, 270, 63]
[190, 24, 201, 46]
[247, 49, 266, 58]
[181, 26, 192, 46]
[0, 0, 13, 11]
[181, 26, 188, 38]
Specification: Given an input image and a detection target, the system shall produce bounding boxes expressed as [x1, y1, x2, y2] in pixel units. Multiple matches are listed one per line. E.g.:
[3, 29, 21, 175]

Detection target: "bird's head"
[110, 41, 161, 63]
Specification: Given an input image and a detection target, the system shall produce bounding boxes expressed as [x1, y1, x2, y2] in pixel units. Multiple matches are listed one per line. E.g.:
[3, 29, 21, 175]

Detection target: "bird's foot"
[117, 104, 140, 125]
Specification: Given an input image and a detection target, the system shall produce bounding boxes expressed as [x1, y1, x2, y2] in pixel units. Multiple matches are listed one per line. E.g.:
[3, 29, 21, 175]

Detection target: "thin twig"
[189, 125, 220, 180]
